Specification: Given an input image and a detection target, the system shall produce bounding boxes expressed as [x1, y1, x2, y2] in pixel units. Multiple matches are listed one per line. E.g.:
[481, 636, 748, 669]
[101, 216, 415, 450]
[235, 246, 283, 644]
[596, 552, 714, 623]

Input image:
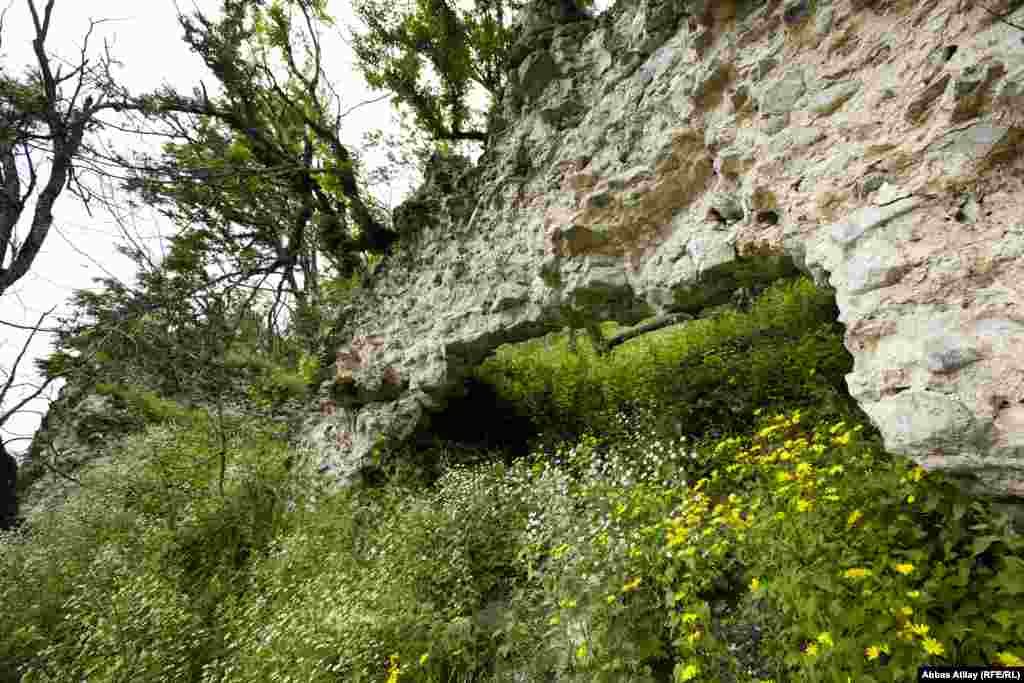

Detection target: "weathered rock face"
[304, 0, 1024, 499]
[15, 387, 126, 520]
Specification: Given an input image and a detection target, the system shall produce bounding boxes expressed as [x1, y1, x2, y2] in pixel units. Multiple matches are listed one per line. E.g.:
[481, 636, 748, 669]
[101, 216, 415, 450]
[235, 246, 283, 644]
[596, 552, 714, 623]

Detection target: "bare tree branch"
[604, 313, 695, 351]
[0, 306, 59, 426]
[28, 438, 81, 485]
[339, 93, 392, 120]
[0, 317, 61, 333]
[0, 1, 135, 298]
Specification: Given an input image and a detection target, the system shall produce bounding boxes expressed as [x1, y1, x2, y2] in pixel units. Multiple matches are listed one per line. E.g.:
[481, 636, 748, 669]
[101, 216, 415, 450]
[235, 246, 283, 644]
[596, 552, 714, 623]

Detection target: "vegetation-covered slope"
[2, 277, 1023, 683]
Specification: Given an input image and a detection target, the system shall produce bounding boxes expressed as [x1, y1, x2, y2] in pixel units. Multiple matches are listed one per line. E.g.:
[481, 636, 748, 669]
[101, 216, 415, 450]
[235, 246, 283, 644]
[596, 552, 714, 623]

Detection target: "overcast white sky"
[0, 0, 426, 460]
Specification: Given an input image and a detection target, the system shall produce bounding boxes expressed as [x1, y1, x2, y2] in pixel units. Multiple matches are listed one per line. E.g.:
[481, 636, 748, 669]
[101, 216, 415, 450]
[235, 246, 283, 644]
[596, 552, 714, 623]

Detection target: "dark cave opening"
[415, 375, 538, 464]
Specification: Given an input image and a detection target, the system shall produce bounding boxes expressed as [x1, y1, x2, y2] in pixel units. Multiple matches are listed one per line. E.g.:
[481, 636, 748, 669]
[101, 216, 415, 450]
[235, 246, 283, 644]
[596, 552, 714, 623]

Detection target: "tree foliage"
[40, 238, 307, 407]
[119, 0, 397, 350]
[24, 236, 320, 509]
[349, 0, 532, 145]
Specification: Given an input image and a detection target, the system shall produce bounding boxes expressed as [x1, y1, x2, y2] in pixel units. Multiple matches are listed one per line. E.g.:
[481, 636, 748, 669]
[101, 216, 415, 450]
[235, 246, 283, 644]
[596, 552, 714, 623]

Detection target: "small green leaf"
[993, 557, 1024, 595]
[972, 535, 1001, 556]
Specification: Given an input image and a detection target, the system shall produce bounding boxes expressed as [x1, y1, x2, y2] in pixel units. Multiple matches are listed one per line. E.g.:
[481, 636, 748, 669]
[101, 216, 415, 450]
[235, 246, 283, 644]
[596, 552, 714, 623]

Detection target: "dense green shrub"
[476, 277, 858, 450]
[0, 417, 308, 682]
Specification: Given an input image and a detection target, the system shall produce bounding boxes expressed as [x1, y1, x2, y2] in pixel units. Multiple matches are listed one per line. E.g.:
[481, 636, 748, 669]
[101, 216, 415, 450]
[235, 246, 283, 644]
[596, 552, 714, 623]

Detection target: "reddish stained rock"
[382, 367, 402, 386]
[319, 398, 337, 416]
[334, 429, 353, 451]
[335, 335, 387, 385]
[879, 368, 912, 397]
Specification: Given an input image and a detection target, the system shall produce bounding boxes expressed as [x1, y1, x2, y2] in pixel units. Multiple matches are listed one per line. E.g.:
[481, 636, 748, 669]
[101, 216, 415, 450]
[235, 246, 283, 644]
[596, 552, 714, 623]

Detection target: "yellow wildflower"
[895, 563, 915, 575]
[797, 499, 813, 513]
[817, 632, 834, 648]
[847, 510, 863, 527]
[804, 642, 819, 658]
[386, 655, 402, 683]
[750, 577, 761, 592]
[922, 638, 945, 656]
[908, 623, 930, 638]
[865, 644, 890, 660]
[844, 568, 872, 579]
[996, 652, 1024, 667]
[678, 663, 700, 681]
[622, 577, 642, 592]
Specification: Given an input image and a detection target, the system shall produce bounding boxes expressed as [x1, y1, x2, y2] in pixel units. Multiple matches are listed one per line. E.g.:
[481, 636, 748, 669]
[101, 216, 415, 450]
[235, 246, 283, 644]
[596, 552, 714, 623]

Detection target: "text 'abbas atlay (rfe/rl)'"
[920, 667, 1023, 681]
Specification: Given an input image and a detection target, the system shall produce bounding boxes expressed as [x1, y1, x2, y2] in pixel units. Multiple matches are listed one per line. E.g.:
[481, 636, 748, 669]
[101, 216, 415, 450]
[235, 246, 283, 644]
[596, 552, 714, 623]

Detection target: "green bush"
[0, 417, 308, 682]
[94, 382, 201, 425]
[226, 348, 311, 409]
[476, 277, 857, 449]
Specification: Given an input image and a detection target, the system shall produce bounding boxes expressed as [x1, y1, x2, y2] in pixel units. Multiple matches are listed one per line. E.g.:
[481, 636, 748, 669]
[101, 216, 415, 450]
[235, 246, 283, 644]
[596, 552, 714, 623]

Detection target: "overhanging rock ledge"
[302, 0, 1024, 499]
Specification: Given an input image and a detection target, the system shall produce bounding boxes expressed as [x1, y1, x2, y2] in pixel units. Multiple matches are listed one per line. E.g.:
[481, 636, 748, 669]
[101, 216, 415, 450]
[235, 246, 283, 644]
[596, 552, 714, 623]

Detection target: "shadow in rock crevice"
[413, 376, 537, 466]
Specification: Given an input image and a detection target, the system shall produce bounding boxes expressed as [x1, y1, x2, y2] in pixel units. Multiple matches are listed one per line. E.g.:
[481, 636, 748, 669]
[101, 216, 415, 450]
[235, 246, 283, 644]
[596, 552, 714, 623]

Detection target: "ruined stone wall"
[304, 0, 1024, 498]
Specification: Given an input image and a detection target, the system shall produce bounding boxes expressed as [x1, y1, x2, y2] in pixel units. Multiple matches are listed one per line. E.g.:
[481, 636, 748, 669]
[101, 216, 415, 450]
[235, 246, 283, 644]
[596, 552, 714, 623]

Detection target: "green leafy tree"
[117, 0, 397, 351]
[350, 0, 519, 144]
[349, 0, 593, 146]
[33, 235, 314, 503]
